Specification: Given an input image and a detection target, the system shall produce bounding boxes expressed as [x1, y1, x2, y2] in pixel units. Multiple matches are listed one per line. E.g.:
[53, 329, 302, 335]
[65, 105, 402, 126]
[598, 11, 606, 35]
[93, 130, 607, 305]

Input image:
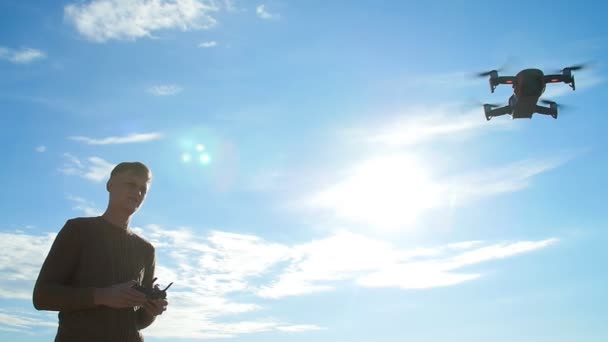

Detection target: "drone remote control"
[133, 277, 173, 300]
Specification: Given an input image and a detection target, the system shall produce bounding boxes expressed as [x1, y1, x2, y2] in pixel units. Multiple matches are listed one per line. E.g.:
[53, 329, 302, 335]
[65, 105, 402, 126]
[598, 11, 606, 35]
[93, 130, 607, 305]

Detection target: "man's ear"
[106, 178, 112, 192]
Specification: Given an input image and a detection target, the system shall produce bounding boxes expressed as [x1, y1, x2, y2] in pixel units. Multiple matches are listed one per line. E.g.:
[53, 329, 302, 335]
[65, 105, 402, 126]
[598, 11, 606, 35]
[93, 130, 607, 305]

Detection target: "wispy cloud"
[542, 72, 603, 100]
[66, 196, 103, 216]
[35, 146, 47, 153]
[59, 154, 114, 182]
[148, 85, 183, 96]
[0, 47, 46, 64]
[68, 132, 163, 145]
[443, 155, 573, 206]
[300, 153, 570, 230]
[0, 309, 56, 333]
[199, 41, 217, 48]
[223, 0, 239, 11]
[347, 106, 512, 147]
[64, 0, 220, 43]
[256, 4, 279, 20]
[0, 230, 55, 304]
[0, 225, 557, 337]
[261, 233, 557, 297]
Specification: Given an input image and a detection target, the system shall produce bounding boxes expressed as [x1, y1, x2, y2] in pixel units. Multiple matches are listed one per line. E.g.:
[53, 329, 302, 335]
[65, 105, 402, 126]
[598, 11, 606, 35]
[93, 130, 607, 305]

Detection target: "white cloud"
[66, 195, 103, 216]
[276, 324, 325, 333]
[148, 85, 183, 96]
[0, 224, 557, 338]
[443, 156, 572, 206]
[199, 40, 217, 48]
[0, 230, 56, 311]
[352, 106, 512, 147]
[541, 72, 603, 100]
[259, 231, 558, 297]
[68, 132, 163, 145]
[223, 0, 238, 11]
[357, 238, 558, 289]
[59, 154, 115, 182]
[0, 47, 46, 64]
[35, 145, 47, 153]
[0, 309, 56, 332]
[64, 0, 220, 43]
[256, 4, 279, 20]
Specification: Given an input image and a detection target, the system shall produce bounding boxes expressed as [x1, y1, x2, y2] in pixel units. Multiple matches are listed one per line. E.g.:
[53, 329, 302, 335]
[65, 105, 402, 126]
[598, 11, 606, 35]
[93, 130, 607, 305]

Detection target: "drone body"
[479, 65, 583, 120]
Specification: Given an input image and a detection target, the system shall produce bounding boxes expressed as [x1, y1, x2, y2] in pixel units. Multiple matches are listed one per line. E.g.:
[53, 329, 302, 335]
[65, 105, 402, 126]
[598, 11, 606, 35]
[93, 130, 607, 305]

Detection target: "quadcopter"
[477, 64, 586, 120]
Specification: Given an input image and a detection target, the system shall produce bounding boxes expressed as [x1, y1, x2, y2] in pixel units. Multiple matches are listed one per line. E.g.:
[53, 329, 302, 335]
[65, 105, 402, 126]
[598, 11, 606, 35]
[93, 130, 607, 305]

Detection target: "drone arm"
[496, 76, 516, 85]
[488, 76, 516, 93]
[535, 105, 556, 116]
[544, 74, 566, 83]
[488, 105, 512, 117]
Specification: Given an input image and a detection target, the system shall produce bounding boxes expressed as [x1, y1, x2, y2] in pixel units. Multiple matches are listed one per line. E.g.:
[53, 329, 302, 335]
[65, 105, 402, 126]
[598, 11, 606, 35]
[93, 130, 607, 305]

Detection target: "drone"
[477, 64, 586, 120]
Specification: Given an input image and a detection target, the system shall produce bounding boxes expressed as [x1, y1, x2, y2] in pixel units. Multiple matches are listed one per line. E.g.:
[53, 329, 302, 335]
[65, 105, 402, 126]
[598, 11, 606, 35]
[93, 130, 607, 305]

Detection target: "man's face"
[108, 171, 150, 214]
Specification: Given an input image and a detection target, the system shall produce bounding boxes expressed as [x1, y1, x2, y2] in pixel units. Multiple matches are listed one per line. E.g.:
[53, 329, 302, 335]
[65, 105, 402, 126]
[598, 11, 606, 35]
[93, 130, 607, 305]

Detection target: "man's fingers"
[119, 290, 146, 306]
[126, 288, 147, 299]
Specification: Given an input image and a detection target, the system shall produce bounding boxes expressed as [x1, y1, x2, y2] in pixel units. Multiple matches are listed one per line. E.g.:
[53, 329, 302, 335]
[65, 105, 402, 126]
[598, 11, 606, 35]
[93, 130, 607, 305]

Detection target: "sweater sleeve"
[32, 219, 97, 312]
[136, 244, 157, 330]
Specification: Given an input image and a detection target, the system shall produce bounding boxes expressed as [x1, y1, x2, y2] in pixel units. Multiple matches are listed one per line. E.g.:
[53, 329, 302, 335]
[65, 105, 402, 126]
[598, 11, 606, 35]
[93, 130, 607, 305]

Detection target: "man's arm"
[136, 245, 157, 330]
[32, 220, 97, 312]
[136, 306, 157, 330]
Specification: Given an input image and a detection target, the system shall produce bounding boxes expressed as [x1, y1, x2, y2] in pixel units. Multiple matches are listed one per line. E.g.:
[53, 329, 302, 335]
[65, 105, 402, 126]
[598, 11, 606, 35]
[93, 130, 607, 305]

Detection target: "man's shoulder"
[129, 229, 155, 253]
[66, 216, 100, 225]
[61, 216, 101, 232]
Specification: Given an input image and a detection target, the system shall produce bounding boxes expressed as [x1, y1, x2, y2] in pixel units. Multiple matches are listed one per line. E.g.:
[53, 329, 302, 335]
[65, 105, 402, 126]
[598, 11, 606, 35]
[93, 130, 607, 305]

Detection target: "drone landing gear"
[484, 104, 512, 121]
[569, 77, 576, 91]
[535, 104, 558, 119]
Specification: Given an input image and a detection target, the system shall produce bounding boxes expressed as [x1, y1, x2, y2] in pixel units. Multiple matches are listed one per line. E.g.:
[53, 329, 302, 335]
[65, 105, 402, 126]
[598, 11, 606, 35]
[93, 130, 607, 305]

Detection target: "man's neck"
[101, 210, 131, 230]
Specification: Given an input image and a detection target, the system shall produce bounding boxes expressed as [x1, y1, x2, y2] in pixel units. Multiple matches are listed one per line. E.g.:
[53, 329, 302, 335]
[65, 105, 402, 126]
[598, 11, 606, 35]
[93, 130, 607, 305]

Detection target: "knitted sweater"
[33, 216, 156, 342]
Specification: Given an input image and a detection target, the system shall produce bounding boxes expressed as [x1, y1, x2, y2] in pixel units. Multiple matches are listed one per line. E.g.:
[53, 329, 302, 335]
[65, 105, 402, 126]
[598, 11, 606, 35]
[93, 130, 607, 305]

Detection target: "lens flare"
[200, 154, 211, 164]
[181, 153, 192, 162]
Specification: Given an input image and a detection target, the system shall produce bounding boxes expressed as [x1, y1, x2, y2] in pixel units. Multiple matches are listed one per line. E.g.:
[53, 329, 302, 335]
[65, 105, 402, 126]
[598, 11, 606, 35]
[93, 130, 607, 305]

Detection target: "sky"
[1, 0, 608, 341]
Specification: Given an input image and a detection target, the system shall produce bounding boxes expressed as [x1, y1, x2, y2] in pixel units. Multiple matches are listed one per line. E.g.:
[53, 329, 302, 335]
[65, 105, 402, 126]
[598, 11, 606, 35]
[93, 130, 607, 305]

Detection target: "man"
[33, 161, 169, 341]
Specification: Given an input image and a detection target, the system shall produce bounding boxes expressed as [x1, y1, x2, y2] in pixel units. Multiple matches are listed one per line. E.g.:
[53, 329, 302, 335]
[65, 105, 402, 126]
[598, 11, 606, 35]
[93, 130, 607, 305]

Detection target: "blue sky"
[1, 0, 608, 341]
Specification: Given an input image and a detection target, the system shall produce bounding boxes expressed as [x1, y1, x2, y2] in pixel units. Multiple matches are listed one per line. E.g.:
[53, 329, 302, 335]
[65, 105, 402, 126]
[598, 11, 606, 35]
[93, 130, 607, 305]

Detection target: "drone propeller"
[476, 69, 500, 77]
[554, 61, 594, 73]
[463, 99, 503, 110]
[484, 103, 503, 108]
[563, 64, 586, 71]
[474, 57, 519, 78]
[540, 99, 572, 111]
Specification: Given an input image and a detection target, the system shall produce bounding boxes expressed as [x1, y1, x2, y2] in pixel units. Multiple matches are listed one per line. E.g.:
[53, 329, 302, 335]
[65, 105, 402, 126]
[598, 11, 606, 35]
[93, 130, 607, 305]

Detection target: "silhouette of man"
[33, 161, 168, 341]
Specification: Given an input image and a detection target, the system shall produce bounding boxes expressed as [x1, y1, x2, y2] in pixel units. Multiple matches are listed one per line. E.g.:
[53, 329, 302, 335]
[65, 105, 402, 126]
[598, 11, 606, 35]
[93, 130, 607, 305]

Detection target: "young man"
[33, 162, 168, 341]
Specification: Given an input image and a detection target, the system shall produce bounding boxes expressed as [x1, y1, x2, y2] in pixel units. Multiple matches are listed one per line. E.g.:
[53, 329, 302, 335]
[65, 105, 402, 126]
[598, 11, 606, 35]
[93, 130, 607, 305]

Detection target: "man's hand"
[94, 280, 148, 309]
[142, 298, 168, 316]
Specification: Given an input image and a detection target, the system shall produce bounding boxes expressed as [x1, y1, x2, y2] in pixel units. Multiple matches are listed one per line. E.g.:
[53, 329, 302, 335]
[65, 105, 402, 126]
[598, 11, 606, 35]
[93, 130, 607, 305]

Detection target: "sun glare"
[309, 155, 443, 230]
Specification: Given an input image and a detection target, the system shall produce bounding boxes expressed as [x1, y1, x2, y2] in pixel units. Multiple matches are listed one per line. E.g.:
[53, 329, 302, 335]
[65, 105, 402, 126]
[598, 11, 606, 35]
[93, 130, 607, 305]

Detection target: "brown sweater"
[33, 216, 156, 342]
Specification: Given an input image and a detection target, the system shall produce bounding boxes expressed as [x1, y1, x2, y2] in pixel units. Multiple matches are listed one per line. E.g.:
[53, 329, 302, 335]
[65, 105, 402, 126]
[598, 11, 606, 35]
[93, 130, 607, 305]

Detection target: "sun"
[308, 155, 443, 230]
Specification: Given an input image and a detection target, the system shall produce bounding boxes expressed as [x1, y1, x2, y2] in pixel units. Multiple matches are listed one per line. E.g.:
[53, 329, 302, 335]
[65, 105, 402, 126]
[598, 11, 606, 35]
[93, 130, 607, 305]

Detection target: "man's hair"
[110, 162, 152, 181]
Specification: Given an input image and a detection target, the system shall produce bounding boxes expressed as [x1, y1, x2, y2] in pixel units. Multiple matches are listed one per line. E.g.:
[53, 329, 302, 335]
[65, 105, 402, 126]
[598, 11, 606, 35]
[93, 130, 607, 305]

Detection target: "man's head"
[106, 162, 152, 215]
